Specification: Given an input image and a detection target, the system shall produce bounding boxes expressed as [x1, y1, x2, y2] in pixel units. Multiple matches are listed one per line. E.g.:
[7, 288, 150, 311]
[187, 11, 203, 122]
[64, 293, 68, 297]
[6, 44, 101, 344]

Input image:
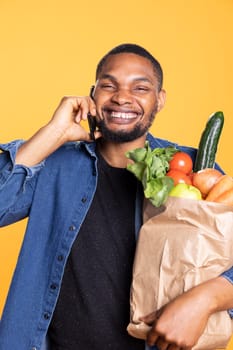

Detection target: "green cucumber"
[193, 111, 224, 172]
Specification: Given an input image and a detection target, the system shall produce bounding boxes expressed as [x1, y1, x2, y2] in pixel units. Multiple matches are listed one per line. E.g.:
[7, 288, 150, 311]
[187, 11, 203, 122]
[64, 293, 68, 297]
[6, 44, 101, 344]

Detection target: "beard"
[97, 112, 156, 143]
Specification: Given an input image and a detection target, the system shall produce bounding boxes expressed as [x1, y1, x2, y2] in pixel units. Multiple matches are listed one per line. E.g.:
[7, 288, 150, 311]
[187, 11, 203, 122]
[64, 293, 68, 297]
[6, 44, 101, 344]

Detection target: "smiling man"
[0, 43, 233, 350]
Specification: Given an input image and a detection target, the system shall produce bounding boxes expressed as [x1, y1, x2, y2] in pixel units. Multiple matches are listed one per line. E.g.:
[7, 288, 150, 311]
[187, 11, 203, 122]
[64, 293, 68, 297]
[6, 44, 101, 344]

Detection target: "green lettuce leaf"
[126, 141, 177, 207]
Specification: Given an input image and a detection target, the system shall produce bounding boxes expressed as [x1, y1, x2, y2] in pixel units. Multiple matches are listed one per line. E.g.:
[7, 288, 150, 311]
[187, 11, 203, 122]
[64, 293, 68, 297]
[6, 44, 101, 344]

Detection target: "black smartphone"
[87, 113, 97, 141]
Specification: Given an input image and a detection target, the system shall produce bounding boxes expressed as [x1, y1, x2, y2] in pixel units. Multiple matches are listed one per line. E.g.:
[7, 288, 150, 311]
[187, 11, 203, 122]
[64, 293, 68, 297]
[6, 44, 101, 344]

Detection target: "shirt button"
[43, 312, 50, 320]
[50, 283, 57, 290]
[31, 348, 37, 350]
[81, 197, 87, 203]
[57, 255, 64, 261]
[69, 225, 76, 231]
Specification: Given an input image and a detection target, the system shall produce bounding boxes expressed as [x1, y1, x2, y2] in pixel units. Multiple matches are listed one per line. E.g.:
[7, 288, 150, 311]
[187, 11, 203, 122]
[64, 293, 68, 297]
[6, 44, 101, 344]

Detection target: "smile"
[110, 111, 138, 119]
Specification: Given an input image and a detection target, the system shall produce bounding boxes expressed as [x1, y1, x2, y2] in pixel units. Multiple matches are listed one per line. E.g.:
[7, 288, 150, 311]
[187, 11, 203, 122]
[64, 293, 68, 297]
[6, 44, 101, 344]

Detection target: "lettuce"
[126, 141, 177, 207]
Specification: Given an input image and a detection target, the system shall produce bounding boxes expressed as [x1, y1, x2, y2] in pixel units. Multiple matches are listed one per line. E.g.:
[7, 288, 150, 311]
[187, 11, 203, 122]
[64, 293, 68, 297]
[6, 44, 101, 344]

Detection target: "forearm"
[15, 122, 67, 167]
[198, 276, 233, 315]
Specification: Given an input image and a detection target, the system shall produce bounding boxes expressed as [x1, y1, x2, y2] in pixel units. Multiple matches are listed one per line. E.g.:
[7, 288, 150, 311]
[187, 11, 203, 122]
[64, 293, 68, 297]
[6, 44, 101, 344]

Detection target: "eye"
[99, 83, 116, 91]
[133, 85, 150, 93]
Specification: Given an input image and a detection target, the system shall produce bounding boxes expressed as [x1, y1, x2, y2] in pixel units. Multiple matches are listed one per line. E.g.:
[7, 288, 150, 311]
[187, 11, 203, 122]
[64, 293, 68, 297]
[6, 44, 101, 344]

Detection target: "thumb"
[140, 307, 163, 325]
[139, 311, 157, 325]
[93, 129, 102, 140]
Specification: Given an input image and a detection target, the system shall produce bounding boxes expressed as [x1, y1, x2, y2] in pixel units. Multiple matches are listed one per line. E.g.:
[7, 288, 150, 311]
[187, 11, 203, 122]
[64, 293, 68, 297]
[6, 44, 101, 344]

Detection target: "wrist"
[15, 122, 69, 167]
[46, 120, 70, 145]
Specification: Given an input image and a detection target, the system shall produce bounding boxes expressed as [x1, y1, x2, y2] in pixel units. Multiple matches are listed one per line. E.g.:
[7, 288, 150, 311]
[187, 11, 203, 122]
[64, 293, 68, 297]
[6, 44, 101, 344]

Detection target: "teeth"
[111, 111, 137, 119]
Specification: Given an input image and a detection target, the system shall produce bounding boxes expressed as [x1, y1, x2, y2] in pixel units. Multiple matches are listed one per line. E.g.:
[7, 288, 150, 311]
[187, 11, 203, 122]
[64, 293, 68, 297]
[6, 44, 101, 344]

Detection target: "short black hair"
[95, 43, 163, 91]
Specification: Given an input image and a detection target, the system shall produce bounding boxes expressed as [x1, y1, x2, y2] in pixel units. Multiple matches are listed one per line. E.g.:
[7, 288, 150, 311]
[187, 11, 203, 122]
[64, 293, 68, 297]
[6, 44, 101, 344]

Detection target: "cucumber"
[193, 111, 224, 172]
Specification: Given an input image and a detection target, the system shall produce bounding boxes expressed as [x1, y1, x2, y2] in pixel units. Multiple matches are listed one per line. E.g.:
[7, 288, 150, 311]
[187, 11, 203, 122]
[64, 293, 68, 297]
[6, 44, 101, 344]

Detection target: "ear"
[157, 89, 166, 112]
[89, 85, 95, 99]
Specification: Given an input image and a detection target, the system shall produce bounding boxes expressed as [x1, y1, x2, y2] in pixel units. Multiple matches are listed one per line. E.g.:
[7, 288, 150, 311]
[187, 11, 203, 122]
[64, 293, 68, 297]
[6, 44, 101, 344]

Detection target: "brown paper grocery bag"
[127, 196, 233, 350]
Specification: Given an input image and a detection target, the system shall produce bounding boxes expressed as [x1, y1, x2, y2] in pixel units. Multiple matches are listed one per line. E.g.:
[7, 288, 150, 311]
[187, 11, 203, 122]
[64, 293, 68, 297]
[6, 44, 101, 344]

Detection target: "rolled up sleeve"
[221, 267, 233, 317]
[0, 140, 45, 226]
[0, 140, 44, 186]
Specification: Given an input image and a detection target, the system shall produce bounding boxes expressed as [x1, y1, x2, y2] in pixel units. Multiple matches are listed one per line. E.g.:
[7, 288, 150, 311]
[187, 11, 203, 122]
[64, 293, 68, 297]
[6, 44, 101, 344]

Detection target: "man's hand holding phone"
[50, 96, 101, 143]
[16, 95, 100, 167]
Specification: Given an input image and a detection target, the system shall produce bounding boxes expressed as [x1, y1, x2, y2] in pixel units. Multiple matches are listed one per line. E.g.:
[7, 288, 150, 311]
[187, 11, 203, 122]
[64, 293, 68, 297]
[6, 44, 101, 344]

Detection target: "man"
[0, 43, 233, 350]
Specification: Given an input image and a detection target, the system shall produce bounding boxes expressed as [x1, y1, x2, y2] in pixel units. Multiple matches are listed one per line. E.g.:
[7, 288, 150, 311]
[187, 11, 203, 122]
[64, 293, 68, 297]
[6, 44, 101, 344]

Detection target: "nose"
[111, 88, 133, 105]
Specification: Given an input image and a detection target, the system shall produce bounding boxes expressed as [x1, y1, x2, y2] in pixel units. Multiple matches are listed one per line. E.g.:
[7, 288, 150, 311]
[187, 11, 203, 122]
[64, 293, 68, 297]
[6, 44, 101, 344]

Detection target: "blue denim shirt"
[0, 134, 232, 350]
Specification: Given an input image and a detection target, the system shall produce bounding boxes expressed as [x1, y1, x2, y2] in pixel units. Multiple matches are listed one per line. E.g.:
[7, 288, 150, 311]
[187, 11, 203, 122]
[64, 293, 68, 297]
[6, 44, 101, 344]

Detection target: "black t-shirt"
[48, 152, 145, 350]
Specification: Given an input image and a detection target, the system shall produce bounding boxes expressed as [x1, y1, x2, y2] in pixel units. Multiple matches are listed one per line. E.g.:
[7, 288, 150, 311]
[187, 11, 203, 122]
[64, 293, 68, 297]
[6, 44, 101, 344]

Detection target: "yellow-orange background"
[0, 0, 233, 347]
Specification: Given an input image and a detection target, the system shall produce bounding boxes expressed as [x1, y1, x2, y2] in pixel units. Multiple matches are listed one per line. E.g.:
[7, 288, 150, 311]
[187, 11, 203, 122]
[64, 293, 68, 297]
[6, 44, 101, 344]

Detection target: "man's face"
[93, 53, 165, 143]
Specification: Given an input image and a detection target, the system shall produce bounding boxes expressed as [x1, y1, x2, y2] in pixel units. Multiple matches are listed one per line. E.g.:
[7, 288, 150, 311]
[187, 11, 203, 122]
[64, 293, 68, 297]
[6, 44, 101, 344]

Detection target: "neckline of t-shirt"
[96, 149, 128, 173]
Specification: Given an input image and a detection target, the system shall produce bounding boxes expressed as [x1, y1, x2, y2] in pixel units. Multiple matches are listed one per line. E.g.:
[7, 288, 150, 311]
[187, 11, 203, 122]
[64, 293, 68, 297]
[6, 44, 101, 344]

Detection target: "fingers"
[50, 95, 99, 143]
[156, 337, 170, 350]
[57, 96, 96, 122]
[141, 310, 191, 350]
[146, 325, 159, 346]
[68, 96, 96, 123]
[155, 340, 191, 350]
[147, 331, 191, 350]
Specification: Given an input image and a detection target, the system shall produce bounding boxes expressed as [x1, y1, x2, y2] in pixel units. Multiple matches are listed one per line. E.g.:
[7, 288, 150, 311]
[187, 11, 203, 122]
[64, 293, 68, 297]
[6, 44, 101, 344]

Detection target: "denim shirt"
[0, 134, 232, 350]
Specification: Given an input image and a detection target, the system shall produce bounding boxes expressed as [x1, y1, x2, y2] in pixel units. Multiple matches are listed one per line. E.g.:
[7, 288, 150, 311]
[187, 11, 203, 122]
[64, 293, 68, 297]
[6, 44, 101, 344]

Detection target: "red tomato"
[166, 169, 192, 185]
[169, 152, 193, 174]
